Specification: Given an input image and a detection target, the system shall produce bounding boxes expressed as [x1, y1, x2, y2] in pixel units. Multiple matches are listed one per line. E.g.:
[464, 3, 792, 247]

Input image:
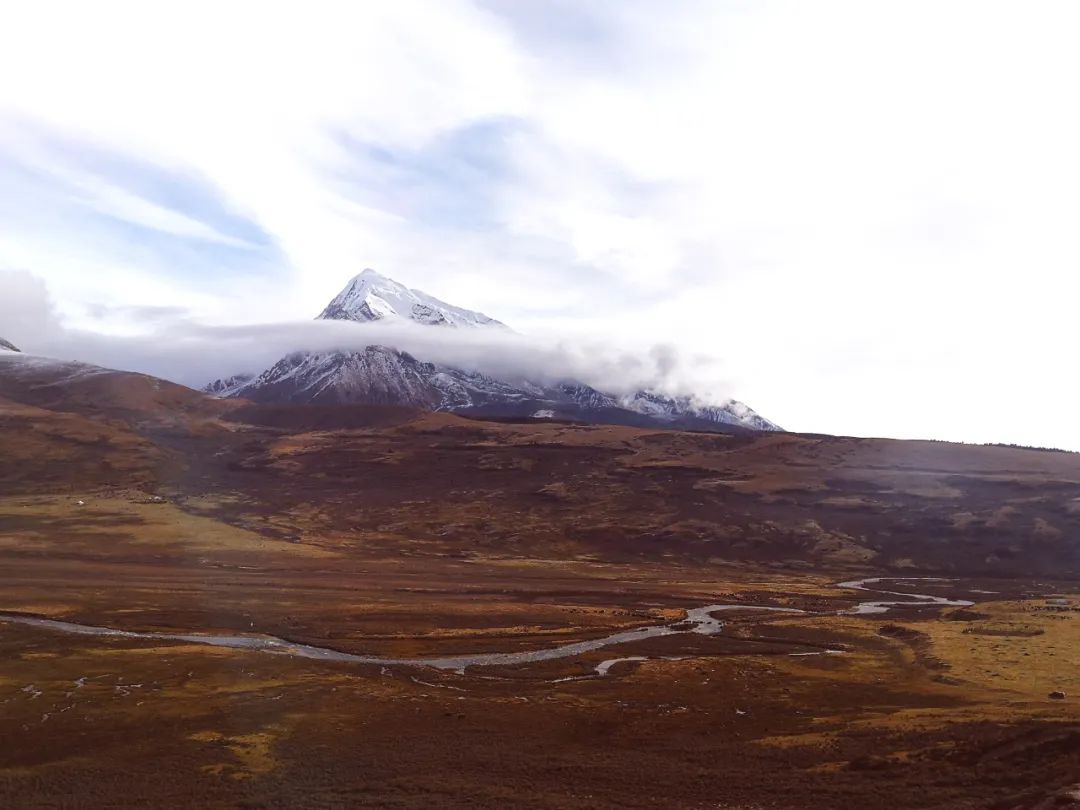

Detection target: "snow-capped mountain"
[318, 269, 507, 329]
[225, 346, 530, 409]
[206, 270, 779, 433]
[620, 390, 781, 431]
[0, 337, 20, 352]
[203, 373, 252, 397]
[554, 383, 620, 411]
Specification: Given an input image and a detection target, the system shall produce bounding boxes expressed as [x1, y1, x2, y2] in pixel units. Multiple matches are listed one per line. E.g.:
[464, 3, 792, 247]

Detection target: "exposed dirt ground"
[2, 370, 1080, 808]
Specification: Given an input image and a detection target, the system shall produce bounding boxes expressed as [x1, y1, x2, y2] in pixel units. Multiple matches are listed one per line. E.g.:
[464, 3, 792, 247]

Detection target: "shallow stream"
[0, 578, 975, 674]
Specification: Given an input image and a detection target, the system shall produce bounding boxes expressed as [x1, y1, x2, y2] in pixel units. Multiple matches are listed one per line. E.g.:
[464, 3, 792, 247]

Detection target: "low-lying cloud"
[1, 269, 733, 403]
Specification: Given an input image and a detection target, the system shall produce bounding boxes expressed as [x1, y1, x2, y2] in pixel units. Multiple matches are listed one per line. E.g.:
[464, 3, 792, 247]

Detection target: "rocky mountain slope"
[0, 337, 20, 352]
[207, 270, 780, 432]
[230, 346, 528, 409]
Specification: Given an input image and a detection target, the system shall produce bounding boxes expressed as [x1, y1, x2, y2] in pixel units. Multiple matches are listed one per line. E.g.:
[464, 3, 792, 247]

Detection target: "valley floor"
[1, 494, 1078, 809]
[3, 380, 1080, 808]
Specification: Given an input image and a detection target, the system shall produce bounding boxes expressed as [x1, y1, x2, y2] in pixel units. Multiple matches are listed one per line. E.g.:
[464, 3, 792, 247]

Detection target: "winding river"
[0, 578, 974, 675]
[836, 577, 974, 614]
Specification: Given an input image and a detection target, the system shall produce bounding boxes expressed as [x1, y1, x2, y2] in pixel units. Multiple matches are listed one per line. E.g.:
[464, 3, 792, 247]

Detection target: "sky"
[1, 1, 1079, 449]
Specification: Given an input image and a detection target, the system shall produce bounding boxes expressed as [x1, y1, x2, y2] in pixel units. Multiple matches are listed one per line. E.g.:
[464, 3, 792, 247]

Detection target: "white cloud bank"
[0, 269, 726, 403]
[1, 1, 1079, 448]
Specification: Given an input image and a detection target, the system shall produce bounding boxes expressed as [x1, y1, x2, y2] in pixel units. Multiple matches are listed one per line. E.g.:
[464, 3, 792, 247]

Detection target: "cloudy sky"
[1, 1, 1079, 448]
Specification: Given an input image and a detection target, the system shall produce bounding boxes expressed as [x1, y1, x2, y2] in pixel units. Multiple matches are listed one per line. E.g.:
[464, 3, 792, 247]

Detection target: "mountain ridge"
[206, 271, 780, 433]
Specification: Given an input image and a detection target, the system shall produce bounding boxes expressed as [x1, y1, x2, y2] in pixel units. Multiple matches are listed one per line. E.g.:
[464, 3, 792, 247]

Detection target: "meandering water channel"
[0, 578, 975, 674]
[836, 576, 975, 614]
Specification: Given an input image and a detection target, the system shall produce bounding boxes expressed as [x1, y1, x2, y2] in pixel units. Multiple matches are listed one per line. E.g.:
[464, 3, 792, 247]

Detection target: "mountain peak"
[318, 270, 508, 330]
[344, 267, 388, 287]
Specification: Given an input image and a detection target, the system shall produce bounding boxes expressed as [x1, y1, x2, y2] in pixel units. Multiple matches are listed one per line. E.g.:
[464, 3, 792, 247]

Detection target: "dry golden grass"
[922, 599, 1080, 700]
[0, 495, 336, 560]
[190, 727, 283, 779]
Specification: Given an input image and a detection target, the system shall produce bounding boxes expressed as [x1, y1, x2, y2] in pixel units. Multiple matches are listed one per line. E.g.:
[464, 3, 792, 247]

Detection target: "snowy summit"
[318, 269, 507, 330]
[205, 269, 780, 433]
